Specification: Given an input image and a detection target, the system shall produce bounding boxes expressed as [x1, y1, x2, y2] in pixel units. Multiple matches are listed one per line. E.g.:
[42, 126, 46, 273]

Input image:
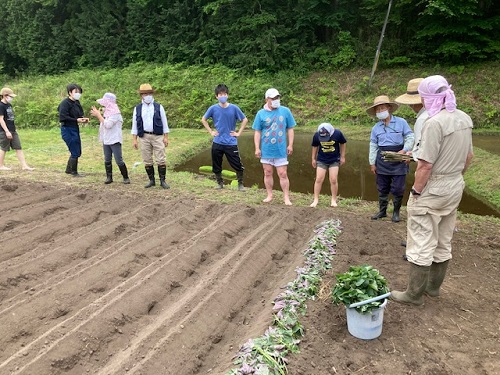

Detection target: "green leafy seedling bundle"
[331, 265, 389, 314]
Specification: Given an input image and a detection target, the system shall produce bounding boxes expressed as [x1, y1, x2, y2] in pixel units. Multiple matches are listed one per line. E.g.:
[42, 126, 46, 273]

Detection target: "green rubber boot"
[425, 260, 450, 297]
[391, 263, 430, 305]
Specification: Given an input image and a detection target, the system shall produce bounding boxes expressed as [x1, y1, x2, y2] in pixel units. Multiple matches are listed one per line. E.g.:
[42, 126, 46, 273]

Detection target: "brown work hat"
[366, 95, 399, 116]
[137, 83, 155, 94]
[0, 87, 17, 97]
[395, 78, 424, 105]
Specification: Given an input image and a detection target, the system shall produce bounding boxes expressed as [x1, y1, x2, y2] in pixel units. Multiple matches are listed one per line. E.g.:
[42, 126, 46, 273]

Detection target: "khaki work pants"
[140, 133, 166, 166]
[406, 174, 465, 266]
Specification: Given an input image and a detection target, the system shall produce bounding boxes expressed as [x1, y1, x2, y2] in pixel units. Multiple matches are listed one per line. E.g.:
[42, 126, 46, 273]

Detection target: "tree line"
[0, 0, 498, 76]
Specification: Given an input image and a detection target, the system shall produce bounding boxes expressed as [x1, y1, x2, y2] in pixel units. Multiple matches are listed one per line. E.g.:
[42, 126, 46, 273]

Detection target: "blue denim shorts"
[317, 161, 340, 170]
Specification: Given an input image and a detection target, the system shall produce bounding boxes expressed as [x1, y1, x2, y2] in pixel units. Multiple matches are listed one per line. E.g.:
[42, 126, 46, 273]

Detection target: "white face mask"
[271, 99, 281, 109]
[73, 92, 82, 101]
[143, 95, 153, 104]
[376, 110, 389, 120]
[6, 96, 13, 103]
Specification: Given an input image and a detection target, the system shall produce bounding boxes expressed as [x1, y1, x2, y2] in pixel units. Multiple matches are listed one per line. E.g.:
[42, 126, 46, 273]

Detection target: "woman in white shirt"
[90, 93, 130, 184]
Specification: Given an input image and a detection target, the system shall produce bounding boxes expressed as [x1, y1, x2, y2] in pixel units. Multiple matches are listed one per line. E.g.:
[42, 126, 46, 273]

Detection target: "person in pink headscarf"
[90, 93, 130, 184]
[391, 75, 474, 306]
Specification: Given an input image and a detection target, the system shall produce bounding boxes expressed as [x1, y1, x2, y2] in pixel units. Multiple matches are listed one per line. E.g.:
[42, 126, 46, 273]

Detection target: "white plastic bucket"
[345, 298, 388, 340]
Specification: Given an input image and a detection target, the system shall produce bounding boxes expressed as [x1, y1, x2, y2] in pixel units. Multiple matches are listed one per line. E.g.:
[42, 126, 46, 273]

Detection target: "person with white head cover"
[90, 93, 130, 184]
[309, 122, 347, 208]
[391, 75, 474, 306]
[252, 88, 296, 205]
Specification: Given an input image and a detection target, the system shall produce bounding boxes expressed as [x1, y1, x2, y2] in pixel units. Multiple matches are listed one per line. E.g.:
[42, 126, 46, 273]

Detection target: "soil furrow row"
[0, 204, 237, 373]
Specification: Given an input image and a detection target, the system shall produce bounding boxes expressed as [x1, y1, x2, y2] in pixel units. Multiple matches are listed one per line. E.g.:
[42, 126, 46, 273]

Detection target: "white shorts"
[260, 158, 289, 167]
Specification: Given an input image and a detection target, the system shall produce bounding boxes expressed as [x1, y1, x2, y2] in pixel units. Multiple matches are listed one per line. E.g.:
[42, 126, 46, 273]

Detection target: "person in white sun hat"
[252, 88, 296, 205]
[90, 92, 130, 185]
[0, 87, 34, 171]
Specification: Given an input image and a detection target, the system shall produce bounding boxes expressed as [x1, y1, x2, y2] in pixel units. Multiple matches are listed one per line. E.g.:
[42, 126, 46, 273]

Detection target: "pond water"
[175, 132, 500, 217]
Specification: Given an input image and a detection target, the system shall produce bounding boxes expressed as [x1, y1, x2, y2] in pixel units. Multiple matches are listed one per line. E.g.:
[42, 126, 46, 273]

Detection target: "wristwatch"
[410, 187, 421, 196]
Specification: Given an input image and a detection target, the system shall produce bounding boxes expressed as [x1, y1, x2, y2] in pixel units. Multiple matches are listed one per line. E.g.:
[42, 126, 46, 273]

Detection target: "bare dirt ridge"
[0, 179, 498, 375]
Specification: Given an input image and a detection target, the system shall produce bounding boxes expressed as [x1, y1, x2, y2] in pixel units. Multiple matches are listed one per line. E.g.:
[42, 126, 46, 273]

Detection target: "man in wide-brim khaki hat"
[396, 78, 428, 163]
[395, 78, 423, 105]
[367, 94, 414, 223]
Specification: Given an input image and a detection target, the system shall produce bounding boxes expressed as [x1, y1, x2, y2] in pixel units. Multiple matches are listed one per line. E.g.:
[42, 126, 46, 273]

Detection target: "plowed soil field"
[0, 179, 498, 375]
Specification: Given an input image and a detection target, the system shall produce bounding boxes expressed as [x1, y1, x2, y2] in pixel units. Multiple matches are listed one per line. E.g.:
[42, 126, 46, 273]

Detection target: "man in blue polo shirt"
[201, 84, 248, 191]
[367, 95, 414, 222]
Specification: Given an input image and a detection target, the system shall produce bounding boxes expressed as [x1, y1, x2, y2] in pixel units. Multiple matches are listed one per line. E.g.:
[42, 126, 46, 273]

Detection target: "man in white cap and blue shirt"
[252, 88, 296, 205]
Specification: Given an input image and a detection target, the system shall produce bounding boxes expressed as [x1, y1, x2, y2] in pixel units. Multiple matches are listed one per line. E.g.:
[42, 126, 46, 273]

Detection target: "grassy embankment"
[1, 62, 499, 214]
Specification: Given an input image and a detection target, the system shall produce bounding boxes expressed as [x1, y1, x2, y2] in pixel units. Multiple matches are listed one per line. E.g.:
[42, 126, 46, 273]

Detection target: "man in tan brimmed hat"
[396, 78, 428, 161]
[0, 87, 34, 171]
[368, 94, 414, 222]
[131, 83, 170, 189]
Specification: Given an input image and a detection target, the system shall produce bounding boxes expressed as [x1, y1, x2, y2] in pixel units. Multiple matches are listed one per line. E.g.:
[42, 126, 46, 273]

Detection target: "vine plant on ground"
[226, 219, 342, 375]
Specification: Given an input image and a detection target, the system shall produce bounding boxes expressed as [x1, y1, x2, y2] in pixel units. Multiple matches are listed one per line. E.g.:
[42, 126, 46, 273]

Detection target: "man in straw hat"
[0, 87, 34, 171]
[367, 95, 414, 222]
[131, 83, 170, 189]
[391, 75, 473, 306]
[395, 78, 428, 161]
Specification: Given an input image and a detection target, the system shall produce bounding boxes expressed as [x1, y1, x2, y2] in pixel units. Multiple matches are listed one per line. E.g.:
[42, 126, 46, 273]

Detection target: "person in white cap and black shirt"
[0, 87, 34, 171]
[252, 88, 296, 205]
[90, 92, 130, 184]
[310, 122, 347, 208]
[131, 83, 170, 189]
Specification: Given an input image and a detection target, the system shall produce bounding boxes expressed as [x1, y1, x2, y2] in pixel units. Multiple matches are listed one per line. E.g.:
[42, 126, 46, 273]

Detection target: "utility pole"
[368, 0, 393, 87]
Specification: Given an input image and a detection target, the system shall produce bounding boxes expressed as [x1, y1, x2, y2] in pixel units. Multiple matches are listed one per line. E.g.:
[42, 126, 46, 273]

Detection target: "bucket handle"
[348, 292, 391, 309]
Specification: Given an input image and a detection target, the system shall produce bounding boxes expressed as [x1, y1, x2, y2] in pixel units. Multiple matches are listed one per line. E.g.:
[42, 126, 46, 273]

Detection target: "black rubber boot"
[215, 173, 224, 189]
[144, 165, 155, 188]
[158, 165, 170, 189]
[371, 194, 388, 220]
[70, 157, 85, 177]
[104, 162, 113, 184]
[391, 263, 430, 305]
[236, 170, 245, 191]
[425, 260, 450, 297]
[392, 195, 403, 222]
[119, 164, 130, 184]
[65, 157, 72, 174]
